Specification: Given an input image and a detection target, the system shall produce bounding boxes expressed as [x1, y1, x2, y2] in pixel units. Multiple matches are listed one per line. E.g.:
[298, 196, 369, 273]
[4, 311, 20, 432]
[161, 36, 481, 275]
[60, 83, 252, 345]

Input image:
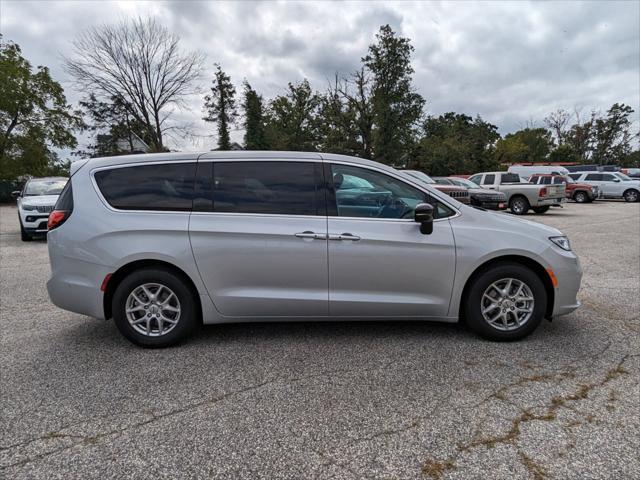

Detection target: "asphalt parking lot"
[1, 201, 639, 479]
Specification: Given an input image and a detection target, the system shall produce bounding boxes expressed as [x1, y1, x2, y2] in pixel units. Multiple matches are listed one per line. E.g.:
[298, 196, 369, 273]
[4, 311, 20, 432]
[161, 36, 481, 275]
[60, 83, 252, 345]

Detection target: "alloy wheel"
[125, 283, 181, 337]
[481, 278, 534, 331]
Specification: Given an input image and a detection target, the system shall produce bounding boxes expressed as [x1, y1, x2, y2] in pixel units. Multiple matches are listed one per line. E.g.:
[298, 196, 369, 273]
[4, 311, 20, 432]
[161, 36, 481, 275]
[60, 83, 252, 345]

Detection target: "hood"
[461, 204, 563, 237]
[21, 195, 59, 206]
[433, 185, 466, 193]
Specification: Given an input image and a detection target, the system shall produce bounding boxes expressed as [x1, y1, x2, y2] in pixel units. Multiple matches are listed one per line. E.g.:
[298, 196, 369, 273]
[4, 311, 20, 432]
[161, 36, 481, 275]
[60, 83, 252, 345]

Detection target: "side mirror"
[11, 191, 21, 199]
[414, 203, 434, 235]
[613, 178, 620, 182]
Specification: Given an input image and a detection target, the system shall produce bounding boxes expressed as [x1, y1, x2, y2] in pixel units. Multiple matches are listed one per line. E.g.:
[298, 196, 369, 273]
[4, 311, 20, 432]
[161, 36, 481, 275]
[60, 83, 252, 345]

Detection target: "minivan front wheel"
[464, 263, 547, 341]
[112, 268, 197, 347]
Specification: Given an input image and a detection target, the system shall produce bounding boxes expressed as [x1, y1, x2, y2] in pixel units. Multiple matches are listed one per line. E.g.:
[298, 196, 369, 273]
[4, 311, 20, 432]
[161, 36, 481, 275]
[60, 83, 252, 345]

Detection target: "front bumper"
[548, 248, 583, 317]
[19, 208, 51, 233]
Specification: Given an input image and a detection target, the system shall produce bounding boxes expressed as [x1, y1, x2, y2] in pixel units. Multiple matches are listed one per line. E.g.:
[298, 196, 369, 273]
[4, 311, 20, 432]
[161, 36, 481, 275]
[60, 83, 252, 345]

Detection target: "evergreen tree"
[363, 25, 425, 165]
[204, 64, 237, 150]
[242, 81, 267, 150]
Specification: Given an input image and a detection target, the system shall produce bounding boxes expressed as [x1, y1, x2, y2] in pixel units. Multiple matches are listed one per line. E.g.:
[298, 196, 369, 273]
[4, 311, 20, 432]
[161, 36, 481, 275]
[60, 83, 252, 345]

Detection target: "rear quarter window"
[94, 162, 197, 211]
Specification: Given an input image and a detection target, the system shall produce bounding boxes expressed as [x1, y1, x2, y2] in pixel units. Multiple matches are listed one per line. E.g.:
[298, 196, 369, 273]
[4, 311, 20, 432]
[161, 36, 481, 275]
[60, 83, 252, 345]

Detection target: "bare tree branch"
[64, 17, 204, 151]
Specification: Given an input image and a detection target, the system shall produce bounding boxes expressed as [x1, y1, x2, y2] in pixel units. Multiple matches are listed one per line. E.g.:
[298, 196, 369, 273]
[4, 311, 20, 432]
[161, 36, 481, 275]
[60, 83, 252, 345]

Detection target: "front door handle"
[329, 233, 361, 241]
[295, 231, 327, 240]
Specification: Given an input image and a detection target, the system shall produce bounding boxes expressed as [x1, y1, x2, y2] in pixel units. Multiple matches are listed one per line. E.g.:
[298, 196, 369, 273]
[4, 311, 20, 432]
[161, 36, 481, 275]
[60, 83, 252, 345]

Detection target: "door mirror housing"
[414, 203, 434, 235]
[613, 178, 620, 182]
[11, 191, 21, 199]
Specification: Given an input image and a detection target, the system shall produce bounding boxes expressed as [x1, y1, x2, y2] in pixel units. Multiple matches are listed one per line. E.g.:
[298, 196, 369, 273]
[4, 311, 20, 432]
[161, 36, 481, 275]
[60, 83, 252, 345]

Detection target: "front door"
[189, 159, 328, 317]
[325, 163, 457, 317]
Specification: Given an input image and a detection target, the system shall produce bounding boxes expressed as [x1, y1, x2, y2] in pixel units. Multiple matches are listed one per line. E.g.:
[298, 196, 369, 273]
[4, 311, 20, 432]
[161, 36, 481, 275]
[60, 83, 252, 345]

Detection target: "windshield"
[614, 173, 632, 181]
[24, 179, 67, 196]
[404, 170, 435, 184]
[451, 177, 479, 188]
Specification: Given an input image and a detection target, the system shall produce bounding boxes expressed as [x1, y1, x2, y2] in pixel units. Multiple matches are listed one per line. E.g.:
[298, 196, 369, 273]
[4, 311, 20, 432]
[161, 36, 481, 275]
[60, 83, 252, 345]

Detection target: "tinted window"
[469, 175, 482, 185]
[500, 173, 521, 183]
[95, 162, 197, 211]
[213, 162, 319, 215]
[538, 176, 552, 184]
[330, 164, 454, 219]
[552, 177, 564, 184]
[601, 174, 616, 181]
[482, 174, 495, 185]
[585, 174, 601, 181]
[568, 174, 581, 181]
[54, 180, 73, 211]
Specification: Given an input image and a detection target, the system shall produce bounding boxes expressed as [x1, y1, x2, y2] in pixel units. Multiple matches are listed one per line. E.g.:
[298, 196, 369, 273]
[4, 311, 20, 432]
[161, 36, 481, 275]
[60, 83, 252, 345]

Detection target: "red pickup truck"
[528, 174, 599, 203]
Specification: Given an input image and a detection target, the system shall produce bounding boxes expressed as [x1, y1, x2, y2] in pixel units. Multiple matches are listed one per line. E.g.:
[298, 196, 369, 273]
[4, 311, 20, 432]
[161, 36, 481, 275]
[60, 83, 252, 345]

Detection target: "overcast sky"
[2, 0, 639, 152]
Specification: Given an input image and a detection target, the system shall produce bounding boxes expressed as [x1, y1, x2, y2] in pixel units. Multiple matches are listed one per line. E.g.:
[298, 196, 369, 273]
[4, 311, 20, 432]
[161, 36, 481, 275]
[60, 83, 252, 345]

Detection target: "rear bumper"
[47, 238, 111, 320]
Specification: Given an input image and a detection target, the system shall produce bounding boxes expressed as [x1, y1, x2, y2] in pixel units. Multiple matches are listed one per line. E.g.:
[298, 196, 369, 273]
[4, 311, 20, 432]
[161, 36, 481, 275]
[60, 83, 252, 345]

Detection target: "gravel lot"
[1, 201, 639, 479]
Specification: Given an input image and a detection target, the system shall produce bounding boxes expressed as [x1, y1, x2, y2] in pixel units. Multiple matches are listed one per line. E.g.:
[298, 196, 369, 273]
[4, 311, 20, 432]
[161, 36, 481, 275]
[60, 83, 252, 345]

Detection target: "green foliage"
[495, 128, 553, 164]
[413, 113, 500, 175]
[548, 143, 579, 164]
[78, 94, 151, 157]
[0, 36, 82, 179]
[591, 103, 636, 165]
[242, 81, 268, 150]
[363, 25, 425, 165]
[204, 64, 238, 150]
[264, 79, 321, 151]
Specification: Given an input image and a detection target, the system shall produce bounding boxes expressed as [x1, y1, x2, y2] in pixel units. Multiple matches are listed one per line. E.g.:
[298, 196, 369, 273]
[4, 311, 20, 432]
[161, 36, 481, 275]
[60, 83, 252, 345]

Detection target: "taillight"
[538, 187, 547, 198]
[47, 210, 69, 230]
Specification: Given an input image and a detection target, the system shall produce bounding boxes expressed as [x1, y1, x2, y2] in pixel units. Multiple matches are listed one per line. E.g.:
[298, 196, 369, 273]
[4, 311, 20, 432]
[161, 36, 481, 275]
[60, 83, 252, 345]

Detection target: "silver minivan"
[47, 152, 582, 347]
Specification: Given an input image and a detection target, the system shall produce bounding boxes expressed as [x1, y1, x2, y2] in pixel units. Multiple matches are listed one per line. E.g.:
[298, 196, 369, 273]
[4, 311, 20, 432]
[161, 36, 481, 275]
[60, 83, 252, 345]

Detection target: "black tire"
[623, 189, 639, 203]
[464, 263, 547, 341]
[19, 217, 32, 242]
[509, 196, 530, 215]
[532, 206, 550, 214]
[112, 268, 198, 347]
[573, 191, 588, 203]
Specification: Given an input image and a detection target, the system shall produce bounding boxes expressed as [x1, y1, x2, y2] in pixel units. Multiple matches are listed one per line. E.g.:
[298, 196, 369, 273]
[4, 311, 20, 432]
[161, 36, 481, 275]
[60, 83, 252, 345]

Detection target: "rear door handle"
[329, 233, 361, 241]
[295, 231, 327, 240]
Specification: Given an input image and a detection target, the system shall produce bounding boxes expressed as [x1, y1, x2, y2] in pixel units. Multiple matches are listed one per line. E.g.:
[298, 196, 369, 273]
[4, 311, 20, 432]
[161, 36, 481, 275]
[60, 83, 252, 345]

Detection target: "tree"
[204, 64, 237, 150]
[544, 109, 571, 145]
[317, 75, 360, 156]
[548, 143, 579, 164]
[265, 79, 321, 151]
[495, 128, 553, 164]
[78, 94, 151, 157]
[591, 103, 636, 165]
[363, 25, 425, 165]
[0, 36, 82, 179]
[65, 17, 203, 152]
[412, 113, 500, 175]
[241, 81, 267, 150]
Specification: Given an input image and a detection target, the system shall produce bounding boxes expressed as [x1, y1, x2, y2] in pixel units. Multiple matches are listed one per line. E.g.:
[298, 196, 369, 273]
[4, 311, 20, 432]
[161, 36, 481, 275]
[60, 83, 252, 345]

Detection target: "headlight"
[549, 236, 571, 251]
[21, 204, 37, 211]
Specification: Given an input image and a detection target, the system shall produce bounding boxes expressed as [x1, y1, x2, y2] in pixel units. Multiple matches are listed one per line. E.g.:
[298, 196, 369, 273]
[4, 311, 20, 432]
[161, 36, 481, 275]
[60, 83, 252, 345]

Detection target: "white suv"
[13, 177, 68, 241]
[567, 172, 640, 202]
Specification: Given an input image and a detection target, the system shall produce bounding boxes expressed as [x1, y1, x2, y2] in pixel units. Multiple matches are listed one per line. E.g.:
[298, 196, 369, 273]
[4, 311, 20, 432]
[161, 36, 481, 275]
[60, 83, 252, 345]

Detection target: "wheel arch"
[623, 188, 639, 201]
[103, 259, 202, 321]
[458, 255, 555, 321]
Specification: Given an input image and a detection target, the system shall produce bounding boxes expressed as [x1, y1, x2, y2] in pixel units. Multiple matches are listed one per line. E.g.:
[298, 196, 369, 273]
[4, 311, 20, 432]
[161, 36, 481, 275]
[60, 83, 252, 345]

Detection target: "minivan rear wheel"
[464, 263, 547, 341]
[112, 268, 197, 347]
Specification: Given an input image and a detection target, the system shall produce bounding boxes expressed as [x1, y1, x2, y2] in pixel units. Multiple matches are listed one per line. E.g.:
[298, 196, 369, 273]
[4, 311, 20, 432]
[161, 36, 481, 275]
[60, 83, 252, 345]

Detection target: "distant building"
[211, 142, 244, 151]
[96, 133, 149, 155]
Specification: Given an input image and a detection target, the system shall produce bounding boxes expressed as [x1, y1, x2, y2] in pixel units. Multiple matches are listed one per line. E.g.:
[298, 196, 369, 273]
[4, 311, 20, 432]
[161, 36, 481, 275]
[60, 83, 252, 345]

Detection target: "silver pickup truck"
[468, 172, 565, 215]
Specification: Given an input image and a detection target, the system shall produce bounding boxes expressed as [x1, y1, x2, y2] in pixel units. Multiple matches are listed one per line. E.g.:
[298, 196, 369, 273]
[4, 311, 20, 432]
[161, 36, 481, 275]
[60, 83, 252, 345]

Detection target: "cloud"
[2, 0, 638, 152]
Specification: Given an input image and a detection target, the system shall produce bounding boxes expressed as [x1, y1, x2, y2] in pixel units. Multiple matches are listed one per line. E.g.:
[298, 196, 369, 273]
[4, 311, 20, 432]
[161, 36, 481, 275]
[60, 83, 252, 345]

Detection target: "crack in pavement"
[421, 354, 634, 479]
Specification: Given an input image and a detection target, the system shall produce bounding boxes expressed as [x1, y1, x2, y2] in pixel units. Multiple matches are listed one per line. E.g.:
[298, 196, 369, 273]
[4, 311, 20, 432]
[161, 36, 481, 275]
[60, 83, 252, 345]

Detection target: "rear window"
[94, 162, 197, 211]
[54, 180, 74, 211]
[500, 173, 521, 183]
[213, 161, 319, 215]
